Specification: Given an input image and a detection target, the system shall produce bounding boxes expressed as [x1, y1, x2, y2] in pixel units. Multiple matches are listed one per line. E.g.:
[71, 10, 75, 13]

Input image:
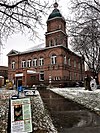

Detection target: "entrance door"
[16, 78, 22, 88]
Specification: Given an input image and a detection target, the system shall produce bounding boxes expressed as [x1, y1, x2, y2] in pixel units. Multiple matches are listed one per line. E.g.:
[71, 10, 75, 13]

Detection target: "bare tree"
[68, 0, 100, 74]
[0, 0, 50, 44]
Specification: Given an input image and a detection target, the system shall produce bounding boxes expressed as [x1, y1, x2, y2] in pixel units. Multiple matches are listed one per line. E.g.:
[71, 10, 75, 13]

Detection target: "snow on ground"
[50, 87, 100, 115]
[0, 89, 57, 133]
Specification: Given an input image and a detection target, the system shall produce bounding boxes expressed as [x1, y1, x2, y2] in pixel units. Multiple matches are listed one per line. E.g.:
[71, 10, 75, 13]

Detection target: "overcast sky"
[0, 0, 71, 66]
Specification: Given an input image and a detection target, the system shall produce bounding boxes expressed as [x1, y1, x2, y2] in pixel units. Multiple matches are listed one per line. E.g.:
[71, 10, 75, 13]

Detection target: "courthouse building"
[7, 2, 85, 87]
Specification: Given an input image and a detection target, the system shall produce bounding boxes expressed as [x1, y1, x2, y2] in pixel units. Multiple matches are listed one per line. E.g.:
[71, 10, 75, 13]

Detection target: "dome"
[48, 2, 63, 20]
[48, 9, 62, 20]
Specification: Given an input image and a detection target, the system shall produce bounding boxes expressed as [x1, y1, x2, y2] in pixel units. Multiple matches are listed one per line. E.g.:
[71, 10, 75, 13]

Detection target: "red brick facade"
[0, 66, 8, 84]
[7, 3, 85, 87]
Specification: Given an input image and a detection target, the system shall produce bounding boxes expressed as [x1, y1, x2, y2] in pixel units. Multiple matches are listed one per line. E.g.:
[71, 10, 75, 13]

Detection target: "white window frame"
[74, 60, 76, 67]
[49, 40, 51, 47]
[78, 62, 81, 69]
[39, 71, 44, 81]
[51, 55, 57, 65]
[33, 58, 37, 67]
[74, 73, 77, 80]
[68, 58, 71, 66]
[54, 38, 57, 46]
[39, 57, 44, 66]
[64, 56, 67, 64]
[69, 71, 72, 80]
[12, 61, 15, 69]
[27, 60, 31, 68]
[49, 39, 53, 47]
[21, 60, 26, 68]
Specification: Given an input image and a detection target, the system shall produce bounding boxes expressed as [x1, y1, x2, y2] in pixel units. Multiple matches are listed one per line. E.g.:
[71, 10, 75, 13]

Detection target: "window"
[64, 56, 67, 64]
[68, 58, 71, 66]
[51, 40, 53, 46]
[27, 60, 31, 67]
[12, 61, 15, 69]
[33, 58, 37, 67]
[51, 54, 57, 65]
[49, 41, 51, 47]
[39, 71, 44, 81]
[69, 71, 72, 80]
[54, 38, 57, 46]
[78, 62, 81, 69]
[74, 60, 76, 67]
[74, 73, 77, 80]
[49, 39, 53, 47]
[21, 60, 26, 68]
[39, 57, 44, 66]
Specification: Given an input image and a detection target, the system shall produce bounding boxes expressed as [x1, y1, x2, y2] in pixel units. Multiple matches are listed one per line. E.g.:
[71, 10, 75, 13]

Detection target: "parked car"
[75, 81, 84, 87]
[23, 85, 38, 96]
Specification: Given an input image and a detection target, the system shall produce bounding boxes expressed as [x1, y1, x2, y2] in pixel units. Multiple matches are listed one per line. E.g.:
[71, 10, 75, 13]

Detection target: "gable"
[7, 49, 20, 56]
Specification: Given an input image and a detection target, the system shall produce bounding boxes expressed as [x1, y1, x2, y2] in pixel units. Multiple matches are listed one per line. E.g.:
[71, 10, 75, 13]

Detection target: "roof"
[48, 8, 62, 20]
[7, 49, 20, 56]
[7, 43, 81, 58]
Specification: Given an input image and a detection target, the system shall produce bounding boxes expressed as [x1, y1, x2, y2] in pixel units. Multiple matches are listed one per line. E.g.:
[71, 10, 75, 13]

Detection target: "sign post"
[10, 97, 32, 133]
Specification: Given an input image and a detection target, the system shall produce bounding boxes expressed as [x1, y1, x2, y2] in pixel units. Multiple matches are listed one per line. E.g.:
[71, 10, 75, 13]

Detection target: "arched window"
[21, 60, 26, 68]
[78, 62, 81, 69]
[49, 39, 53, 47]
[64, 56, 67, 64]
[39, 57, 44, 66]
[54, 38, 57, 46]
[51, 40, 53, 46]
[49, 40, 51, 47]
[11, 61, 15, 69]
[68, 58, 71, 66]
[27, 59, 31, 67]
[33, 58, 37, 67]
[51, 54, 57, 65]
[74, 60, 76, 67]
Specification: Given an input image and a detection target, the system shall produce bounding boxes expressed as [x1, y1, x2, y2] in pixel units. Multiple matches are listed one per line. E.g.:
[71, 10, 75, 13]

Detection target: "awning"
[15, 73, 23, 77]
[27, 70, 38, 74]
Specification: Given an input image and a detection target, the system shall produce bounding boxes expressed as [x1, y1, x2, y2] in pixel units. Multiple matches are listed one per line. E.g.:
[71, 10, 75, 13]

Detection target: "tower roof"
[48, 2, 63, 20]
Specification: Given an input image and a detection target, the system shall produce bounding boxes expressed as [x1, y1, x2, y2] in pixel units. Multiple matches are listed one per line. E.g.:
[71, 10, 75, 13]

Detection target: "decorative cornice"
[45, 29, 67, 36]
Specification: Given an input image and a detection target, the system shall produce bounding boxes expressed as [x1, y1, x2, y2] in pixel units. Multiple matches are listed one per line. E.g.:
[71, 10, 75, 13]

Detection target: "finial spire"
[53, 1, 58, 9]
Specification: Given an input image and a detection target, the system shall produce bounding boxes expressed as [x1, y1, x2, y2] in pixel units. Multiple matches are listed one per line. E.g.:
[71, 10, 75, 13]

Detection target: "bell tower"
[45, 2, 68, 48]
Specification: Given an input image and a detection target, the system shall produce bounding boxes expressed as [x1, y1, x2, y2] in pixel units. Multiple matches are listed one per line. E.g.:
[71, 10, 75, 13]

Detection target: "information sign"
[11, 97, 32, 133]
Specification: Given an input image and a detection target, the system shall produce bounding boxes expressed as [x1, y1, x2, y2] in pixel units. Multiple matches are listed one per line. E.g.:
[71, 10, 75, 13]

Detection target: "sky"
[0, 0, 71, 66]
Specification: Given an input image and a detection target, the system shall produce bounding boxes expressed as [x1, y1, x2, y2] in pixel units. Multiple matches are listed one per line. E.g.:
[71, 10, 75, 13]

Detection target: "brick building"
[7, 2, 85, 88]
[0, 66, 8, 84]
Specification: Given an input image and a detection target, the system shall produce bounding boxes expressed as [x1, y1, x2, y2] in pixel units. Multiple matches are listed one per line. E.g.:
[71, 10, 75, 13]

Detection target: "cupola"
[45, 2, 68, 48]
[48, 2, 63, 20]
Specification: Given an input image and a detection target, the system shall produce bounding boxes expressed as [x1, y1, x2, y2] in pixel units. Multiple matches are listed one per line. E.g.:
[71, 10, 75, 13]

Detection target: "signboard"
[11, 97, 32, 133]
